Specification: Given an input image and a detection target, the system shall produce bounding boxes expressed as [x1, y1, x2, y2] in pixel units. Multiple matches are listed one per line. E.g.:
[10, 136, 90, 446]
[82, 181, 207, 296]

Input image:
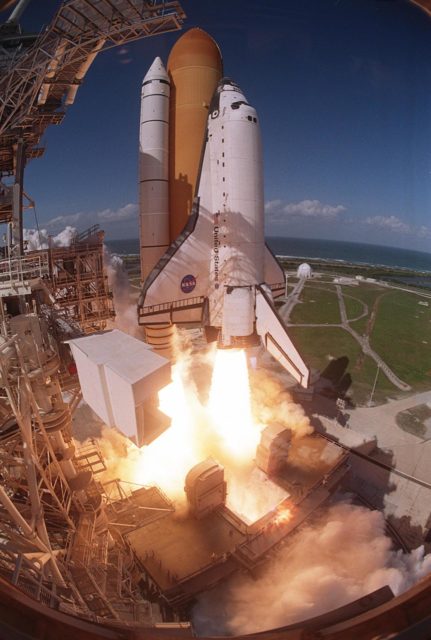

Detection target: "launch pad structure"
[120, 434, 349, 609]
[47, 224, 114, 334]
[0, 0, 197, 629]
[1, 2, 431, 639]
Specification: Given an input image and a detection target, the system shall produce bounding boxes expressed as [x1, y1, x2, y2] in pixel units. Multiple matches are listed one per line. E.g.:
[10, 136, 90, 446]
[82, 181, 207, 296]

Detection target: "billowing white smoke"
[104, 248, 144, 338]
[250, 367, 314, 439]
[23, 226, 77, 250]
[193, 501, 431, 635]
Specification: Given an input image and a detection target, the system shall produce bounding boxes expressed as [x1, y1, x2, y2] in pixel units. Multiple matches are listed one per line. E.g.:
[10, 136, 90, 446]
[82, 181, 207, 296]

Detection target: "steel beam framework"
[0, 0, 185, 220]
[47, 226, 115, 333]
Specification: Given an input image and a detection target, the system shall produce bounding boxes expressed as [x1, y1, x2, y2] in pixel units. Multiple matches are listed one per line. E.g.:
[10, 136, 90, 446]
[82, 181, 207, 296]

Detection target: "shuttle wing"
[255, 285, 310, 388]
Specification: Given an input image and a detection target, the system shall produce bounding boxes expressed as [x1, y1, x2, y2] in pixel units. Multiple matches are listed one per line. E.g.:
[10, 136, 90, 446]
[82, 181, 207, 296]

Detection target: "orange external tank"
[167, 27, 223, 241]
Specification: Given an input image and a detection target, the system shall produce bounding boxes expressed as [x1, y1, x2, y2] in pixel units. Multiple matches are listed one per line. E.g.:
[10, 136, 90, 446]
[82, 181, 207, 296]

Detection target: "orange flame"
[273, 505, 294, 526]
[208, 349, 261, 463]
[132, 346, 288, 523]
[135, 349, 261, 509]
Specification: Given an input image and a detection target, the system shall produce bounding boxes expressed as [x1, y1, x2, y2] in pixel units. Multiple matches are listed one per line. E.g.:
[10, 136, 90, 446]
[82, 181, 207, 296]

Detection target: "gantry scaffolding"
[0, 1, 188, 622]
[0, 319, 157, 622]
[47, 224, 114, 333]
[0, 0, 185, 225]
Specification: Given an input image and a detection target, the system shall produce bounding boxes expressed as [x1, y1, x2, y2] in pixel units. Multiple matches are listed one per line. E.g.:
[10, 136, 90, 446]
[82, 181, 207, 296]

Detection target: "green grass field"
[288, 326, 398, 405]
[285, 280, 431, 404]
[353, 355, 399, 405]
[289, 326, 358, 372]
[342, 292, 366, 321]
[290, 285, 340, 324]
[342, 284, 386, 307]
[370, 291, 431, 389]
[349, 315, 369, 336]
[306, 282, 338, 291]
[343, 285, 386, 335]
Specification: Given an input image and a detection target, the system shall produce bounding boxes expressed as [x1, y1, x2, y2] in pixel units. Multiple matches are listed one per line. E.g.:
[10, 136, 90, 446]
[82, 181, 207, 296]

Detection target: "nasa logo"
[181, 274, 196, 294]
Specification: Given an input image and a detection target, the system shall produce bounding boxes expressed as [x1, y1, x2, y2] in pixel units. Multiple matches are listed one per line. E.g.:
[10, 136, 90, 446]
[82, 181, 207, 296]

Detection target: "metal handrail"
[74, 224, 100, 243]
[139, 295, 205, 316]
[0, 252, 49, 286]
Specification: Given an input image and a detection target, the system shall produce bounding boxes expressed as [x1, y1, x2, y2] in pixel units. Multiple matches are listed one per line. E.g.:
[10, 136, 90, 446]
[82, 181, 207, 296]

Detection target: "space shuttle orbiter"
[138, 74, 310, 388]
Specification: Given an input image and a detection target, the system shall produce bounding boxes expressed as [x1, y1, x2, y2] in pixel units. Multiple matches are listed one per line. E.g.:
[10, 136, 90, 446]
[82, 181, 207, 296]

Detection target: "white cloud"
[46, 203, 138, 229]
[364, 215, 410, 234]
[47, 212, 84, 227]
[97, 203, 138, 222]
[265, 199, 346, 221]
[264, 199, 283, 214]
[416, 225, 431, 240]
[364, 215, 431, 239]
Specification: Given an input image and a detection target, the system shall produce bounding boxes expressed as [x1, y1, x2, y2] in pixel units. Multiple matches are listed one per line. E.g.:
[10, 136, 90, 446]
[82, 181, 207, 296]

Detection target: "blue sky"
[15, 0, 431, 252]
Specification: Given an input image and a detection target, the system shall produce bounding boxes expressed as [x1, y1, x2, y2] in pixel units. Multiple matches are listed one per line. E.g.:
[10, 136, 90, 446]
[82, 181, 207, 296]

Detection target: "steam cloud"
[104, 248, 145, 338]
[193, 500, 431, 635]
[91, 336, 431, 634]
[250, 368, 314, 439]
[23, 226, 78, 250]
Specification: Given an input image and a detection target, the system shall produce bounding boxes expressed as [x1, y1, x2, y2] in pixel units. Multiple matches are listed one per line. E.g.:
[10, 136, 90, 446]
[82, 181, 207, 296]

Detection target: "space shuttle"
[137, 54, 309, 388]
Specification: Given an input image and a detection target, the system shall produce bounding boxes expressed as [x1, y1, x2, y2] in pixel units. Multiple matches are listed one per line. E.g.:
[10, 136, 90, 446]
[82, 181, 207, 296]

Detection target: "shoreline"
[276, 254, 431, 275]
[107, 249, 431, 277]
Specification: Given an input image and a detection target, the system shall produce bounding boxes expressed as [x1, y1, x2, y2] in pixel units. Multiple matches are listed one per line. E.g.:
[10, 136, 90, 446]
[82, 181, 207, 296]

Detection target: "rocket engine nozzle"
[216, 331, 261, 351]
[218, 287, 259, 349]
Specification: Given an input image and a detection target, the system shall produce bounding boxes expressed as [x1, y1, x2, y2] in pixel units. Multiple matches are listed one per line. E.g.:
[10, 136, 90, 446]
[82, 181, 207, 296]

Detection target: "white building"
[297, 263, 312, 279]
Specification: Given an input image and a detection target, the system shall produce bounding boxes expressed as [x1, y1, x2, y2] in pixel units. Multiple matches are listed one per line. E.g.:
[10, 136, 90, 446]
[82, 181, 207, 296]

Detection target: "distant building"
[297, 263, 312, 279]
[418, 301, 429, 307]
[333, 276, 358, 286]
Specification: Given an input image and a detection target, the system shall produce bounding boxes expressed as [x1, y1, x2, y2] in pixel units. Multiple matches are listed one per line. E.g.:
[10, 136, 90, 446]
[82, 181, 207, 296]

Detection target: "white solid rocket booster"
[139, 57, 170, 281]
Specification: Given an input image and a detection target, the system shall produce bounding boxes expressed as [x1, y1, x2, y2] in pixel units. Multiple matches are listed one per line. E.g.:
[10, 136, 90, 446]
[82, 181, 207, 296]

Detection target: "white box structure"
[69, 330, 171, 445]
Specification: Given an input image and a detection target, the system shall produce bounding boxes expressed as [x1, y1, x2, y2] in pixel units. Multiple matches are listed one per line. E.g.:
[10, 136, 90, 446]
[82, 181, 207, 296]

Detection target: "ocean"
[105, 237, 431, 273]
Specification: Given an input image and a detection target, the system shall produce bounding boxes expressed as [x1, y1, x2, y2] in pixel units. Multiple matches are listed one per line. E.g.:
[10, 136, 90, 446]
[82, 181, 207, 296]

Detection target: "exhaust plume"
[92, 332, 315, 521]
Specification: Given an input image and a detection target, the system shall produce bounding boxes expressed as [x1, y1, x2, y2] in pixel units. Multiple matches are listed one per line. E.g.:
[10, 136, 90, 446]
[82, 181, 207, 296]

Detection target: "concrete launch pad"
[276, 433, 345, 495]
[126, 510, 245, 589]
[104, 433, 349, 608]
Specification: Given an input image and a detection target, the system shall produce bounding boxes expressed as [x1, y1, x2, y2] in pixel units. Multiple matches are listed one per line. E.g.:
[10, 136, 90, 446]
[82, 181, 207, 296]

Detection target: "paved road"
[377, 280, 431, 299]
[335, 285, 411, 392]
[281, 280, 411, 391]
[282, 277, 307, 322]
[346, 389, 431, 487]
[318, 391, 431, 543]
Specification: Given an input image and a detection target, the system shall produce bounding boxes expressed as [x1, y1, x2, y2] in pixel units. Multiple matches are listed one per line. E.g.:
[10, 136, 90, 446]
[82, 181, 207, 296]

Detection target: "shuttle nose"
[217, 76, 242, 91]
